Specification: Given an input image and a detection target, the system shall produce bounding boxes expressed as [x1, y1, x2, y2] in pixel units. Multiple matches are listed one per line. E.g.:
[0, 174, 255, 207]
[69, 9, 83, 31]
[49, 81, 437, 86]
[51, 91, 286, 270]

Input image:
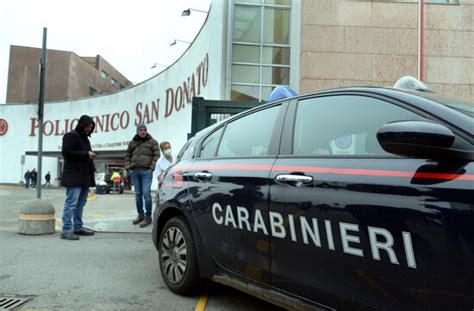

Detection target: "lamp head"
[182, 9, 191, 16]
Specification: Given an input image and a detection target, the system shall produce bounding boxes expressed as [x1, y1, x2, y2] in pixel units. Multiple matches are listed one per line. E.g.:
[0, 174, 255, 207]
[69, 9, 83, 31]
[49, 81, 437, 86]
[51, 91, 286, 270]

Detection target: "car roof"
[195, 86, 472, 139]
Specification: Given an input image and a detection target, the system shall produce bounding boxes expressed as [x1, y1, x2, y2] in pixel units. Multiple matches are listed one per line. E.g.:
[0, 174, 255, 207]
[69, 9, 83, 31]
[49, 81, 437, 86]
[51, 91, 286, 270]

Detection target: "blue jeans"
[62, 187, 89, 233]
[131, 169, 153, 218]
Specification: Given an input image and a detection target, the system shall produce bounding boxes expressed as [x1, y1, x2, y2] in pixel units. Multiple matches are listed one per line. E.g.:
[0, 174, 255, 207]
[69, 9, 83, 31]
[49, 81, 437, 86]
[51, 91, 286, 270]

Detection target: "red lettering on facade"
[70, 119, 79, 131]
[196, 63, 203, 95]
[43, 121, 54, 136]
[65, 119, 71, 133]
[182, 78, 192, 104]
[190, 73, 196, 98]
[120, 111, 130, 129]
[53, 120, 64, 136]
[151, 100, 159, 122]
[135, 103, 143, 125]
[95, 115, 104, 132]
[30, 118, 38, 136]
[25, 54, 210, 135]
[175, 86, 183, 112]
[165, 88, 174, 118]
[202, 54, 209, 87]
[101, 115, 109, 132]
[0, 118, 8, 136]
[143, 105, 152, 124]
[110, 113, 120, 131]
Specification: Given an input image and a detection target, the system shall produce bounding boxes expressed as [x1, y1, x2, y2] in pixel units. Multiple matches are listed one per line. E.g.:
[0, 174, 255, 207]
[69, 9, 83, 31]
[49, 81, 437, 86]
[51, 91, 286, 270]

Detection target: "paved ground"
[0, 186, 280, 310]
[0, 186, 153, 233]
[78, 190, 154, 233]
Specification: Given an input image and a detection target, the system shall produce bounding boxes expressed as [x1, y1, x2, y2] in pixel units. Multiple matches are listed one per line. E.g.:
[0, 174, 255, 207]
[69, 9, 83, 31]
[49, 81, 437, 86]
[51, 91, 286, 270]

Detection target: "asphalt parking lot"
[0, 186, 280, 310]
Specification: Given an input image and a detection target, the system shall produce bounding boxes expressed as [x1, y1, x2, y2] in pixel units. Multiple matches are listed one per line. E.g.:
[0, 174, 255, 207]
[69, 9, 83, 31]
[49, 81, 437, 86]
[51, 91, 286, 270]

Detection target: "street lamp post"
[18, 27, 56, 236]
[37, 27, 47, 199]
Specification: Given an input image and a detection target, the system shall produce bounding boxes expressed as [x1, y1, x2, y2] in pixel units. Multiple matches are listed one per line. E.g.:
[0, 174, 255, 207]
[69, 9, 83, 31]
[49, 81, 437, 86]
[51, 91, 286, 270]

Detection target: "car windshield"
[417, 92, 474, 118]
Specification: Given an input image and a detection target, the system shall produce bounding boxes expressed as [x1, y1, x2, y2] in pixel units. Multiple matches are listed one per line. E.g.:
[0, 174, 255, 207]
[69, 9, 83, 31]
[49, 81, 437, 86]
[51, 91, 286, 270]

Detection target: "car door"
[268, 94, 474, 310]
[188, 102, 287, 283]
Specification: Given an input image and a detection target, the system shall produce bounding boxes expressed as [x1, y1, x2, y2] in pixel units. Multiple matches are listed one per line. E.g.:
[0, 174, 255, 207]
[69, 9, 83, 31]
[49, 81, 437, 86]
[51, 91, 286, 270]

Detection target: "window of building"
[231, 85, 260, 101]
[236, 0, 291, 4]
[235, 0, 261, 4]
[261, 66, 289, 84]
[262, 46, 290, 65]
[263, 7, 290, 44]
[231, 65, 260, 83]
[233, 5, 261, 43]
[376, 0, 458, 3]
[89, 87, 98, 96]
[231, 0, 292, 101]
[111, 78, 117, 86]
[101, 70, 109, 80]
[293, 96, 427, 157]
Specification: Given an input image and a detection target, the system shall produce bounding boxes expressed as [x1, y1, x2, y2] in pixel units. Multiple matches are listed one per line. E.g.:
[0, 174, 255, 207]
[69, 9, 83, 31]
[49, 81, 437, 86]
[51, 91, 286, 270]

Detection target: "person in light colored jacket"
[153, 141, 175, 184]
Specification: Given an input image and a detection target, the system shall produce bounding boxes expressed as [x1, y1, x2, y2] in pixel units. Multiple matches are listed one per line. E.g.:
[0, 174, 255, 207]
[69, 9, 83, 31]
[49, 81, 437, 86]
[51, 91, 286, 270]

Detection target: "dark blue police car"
[152, 79, 473, 310]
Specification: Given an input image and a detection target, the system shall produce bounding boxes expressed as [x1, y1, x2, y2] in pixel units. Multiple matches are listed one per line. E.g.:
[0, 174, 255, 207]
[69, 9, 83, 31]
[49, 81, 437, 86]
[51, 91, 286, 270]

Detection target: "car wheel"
[158, 216, 200, 295]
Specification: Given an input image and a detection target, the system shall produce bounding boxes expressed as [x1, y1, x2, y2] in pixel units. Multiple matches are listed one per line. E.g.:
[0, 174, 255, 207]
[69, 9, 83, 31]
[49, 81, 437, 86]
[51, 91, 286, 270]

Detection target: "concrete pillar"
[18, 199, 56, 235]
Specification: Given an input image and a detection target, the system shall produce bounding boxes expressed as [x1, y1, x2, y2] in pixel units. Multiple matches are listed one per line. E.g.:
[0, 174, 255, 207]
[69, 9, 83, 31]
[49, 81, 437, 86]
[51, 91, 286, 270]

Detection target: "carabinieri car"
[152, 80, 473, 311]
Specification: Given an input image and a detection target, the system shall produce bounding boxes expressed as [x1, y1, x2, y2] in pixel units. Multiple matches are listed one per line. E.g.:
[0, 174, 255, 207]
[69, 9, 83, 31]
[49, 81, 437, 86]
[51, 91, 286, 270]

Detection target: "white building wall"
[0, 2, 227, 185]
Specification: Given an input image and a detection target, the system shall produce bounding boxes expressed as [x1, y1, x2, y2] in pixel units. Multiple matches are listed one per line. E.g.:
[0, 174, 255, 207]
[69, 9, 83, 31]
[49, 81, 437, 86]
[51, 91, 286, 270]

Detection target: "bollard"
[18, 199, 56, 235]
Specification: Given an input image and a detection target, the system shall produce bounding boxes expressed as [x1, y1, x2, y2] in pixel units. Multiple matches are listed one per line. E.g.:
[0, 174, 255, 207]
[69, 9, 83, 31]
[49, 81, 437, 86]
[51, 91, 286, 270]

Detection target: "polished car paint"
[153, 86, 474, 310]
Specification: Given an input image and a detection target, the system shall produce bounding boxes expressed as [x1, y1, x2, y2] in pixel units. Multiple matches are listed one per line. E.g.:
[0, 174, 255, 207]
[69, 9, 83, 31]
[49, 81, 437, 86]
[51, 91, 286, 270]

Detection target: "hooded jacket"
[125, 133, 160, 171]
[61, 115, 96, 187]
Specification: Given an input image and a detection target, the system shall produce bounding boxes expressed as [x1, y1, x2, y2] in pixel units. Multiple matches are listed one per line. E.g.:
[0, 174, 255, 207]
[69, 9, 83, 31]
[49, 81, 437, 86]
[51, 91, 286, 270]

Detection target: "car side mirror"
[376, 120, 461, 160]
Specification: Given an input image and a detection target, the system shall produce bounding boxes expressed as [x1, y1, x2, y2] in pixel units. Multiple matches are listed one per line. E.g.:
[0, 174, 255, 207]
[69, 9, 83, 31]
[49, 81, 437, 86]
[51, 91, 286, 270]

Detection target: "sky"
[0, 0, 212, 103]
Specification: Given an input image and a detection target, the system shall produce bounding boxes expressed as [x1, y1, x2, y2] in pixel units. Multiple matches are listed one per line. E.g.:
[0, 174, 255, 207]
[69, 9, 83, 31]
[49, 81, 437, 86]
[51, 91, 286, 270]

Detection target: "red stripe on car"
[169, 164, 474, 181]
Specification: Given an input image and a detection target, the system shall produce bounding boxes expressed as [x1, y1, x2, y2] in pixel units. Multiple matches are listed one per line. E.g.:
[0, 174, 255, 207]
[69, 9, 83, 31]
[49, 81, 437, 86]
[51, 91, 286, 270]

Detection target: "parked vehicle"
[152, 79, 473, 310]
[95, 171, 124, 194]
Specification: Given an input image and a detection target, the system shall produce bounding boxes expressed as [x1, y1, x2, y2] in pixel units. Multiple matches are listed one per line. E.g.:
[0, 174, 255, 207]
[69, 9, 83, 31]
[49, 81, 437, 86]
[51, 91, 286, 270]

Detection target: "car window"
[216, 105, 281, 157]
[294, 95, 426, 156]
[200, 127, 224, 158]
[177, 137, 195, 162]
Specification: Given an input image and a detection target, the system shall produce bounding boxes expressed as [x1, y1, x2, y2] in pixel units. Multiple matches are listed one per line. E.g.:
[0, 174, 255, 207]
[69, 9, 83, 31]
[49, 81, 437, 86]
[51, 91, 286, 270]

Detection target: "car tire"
[158, 216, 201, 295]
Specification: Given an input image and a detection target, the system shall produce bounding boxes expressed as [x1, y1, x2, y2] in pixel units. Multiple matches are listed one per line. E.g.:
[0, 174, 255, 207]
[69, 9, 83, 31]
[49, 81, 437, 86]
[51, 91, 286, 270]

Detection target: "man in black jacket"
[125, 124, 160, 227]
[60, 115, 96, 240]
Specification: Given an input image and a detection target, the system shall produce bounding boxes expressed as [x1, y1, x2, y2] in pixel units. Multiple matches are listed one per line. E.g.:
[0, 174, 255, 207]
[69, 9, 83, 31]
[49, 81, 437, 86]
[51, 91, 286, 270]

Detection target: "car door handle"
[194, 172, 212, 181]
[275, 174, 313, 185]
